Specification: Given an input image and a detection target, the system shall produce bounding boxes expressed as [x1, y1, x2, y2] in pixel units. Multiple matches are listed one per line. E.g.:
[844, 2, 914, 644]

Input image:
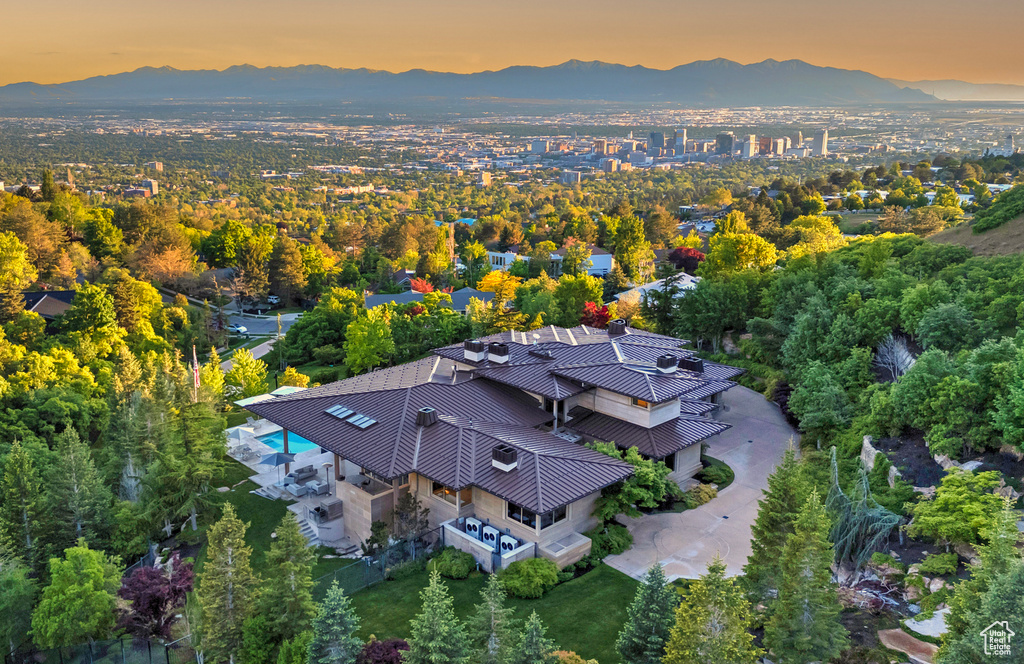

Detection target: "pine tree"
[764, 490, 848, 664]
[662, 557, 760, 664]
[468, 574, 519, 664]
[941, 498, 1022, 644]
[197, 504, 259, 664]
[48, 426, 113, 551]
[0, 552, 37, 657]
[40, 169, 57, 202]
[742, 448, 808, 605]
[0, 441, 45, 569]
[262, 512, 316, 642]
[615, 563, 677, 664]
[508, 612, 555, 664]
[406, 570, 469, 664]
[937, 561, 1024, 664]
[308, 581, 363, 664]
[0, 288, 25, 324]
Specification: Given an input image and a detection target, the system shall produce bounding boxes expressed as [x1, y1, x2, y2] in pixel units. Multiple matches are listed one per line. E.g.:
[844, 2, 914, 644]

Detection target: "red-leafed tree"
[580, 301, 611, 329]
[407, 304, 425, 317]
[117, 554, 194, 639]
[669, 247, 705, 274]
[358, 637, 410, 664]
[440, 286, 453, 293]
[409, 277, 434, 293]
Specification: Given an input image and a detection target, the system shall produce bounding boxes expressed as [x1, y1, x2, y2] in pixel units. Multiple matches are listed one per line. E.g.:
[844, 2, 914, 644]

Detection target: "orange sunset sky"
[4, 0, 1024, 87]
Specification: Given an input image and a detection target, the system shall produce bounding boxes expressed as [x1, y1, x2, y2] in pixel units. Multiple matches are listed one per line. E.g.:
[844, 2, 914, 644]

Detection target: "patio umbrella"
[259, 452, 296, 484]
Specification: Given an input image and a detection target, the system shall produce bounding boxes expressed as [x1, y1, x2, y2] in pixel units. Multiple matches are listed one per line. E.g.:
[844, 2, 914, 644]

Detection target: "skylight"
[325, 404, 354, 419]
[346, 413, 378, 429]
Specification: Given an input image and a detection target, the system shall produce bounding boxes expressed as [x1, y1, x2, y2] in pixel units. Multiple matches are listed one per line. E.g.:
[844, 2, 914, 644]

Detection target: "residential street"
[604, 385, 798, 580]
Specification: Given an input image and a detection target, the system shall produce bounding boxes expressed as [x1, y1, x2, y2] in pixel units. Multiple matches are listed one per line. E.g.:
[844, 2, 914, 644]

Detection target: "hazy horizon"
[6, 0, 1024, 88]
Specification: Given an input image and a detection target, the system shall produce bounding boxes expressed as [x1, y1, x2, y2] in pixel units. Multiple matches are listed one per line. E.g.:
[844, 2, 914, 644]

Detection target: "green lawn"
[349, 564, 639, 663]
[193, 459, 351, 580]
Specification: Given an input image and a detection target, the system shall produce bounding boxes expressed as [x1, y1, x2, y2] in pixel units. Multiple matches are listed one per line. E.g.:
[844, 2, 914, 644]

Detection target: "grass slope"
[349, 564, 640, 663]
[930, 214, 1024, 256]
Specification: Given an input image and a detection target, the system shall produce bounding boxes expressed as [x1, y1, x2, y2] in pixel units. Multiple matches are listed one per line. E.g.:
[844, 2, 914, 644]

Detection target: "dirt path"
[877, 629, 939, 664]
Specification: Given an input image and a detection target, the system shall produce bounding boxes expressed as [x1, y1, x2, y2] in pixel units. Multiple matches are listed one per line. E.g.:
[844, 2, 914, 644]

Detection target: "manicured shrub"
[499, 558, 559, 599]
[917, 552, 958, 576]
[386, 558, 426, 581]
[429, 547, 476, 579]
[689, 483, 718, 505]
[699, 461, 733, 487]
[584, 523, 633, 559]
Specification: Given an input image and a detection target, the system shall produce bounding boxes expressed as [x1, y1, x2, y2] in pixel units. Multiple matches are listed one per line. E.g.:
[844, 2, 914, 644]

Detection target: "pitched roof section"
[246, 378, 630, 513]
[566, 407, 731, 459]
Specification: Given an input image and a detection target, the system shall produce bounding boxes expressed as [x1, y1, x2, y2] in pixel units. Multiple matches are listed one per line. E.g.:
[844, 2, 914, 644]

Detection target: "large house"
[487, 244, 614, 277]
[247, 321, 741, 570]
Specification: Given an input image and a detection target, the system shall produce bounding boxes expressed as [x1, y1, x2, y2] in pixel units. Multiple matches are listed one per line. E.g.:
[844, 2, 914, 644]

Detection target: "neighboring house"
[615, 274, 701, 301]
[393, 269, 416, 289]
[247, 322, 741, 570]
[488, 245, 615, 277]
[550, 244, 613, 276]
[363, 287, 495, 314]
[23, 291, 76, 320]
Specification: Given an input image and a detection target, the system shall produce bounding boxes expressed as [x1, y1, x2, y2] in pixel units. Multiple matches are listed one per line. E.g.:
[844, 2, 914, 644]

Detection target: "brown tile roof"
[566, 407, 731, 458]
[247, 378, 630, 512]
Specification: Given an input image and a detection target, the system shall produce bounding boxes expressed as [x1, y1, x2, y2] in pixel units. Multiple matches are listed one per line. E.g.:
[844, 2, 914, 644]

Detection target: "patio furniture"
[310, 498, 343, 524]
[306, 479, 329, 496]
[283, 465, 317, 485]
[286, 482, 308, 497]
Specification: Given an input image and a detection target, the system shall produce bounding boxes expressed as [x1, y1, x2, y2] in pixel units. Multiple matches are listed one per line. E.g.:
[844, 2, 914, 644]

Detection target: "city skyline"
[5, 0, 1024, 88]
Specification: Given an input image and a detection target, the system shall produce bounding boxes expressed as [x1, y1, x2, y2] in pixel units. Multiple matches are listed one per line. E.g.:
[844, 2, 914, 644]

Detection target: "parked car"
[266, 295, 281, 305]
[227, 324, 248, 335]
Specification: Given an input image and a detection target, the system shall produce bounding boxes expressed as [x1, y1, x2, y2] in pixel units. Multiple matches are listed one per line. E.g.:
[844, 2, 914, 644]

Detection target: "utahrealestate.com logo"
[981, 621, 1015, 657]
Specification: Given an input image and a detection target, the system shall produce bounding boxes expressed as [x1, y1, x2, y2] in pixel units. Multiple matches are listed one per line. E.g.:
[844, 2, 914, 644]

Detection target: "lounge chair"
[286, 482, 308, 497]
[306, 479, 329, 496]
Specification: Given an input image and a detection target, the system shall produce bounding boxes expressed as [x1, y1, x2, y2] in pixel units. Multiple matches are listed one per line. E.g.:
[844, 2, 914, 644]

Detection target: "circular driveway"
[604, 386, 798, 580]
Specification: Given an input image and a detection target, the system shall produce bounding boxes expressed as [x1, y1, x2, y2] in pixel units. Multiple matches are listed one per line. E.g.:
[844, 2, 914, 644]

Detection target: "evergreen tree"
[269, 235, 307, 305]
[663, 557, 760, 664]
[468, 574, 519, 664]
[615, 563, 677, 664]
[742, 448, 808, 605]
[764, 490, 848, 664]
[406, 570, 469, 664]
[309, 581, 363, 664]
[48, 426, 113, 551]
[937, 562, 1024, 664]
[0, 441, 45, 568]
[508, 612, 555, 664]
[197, 504, 259, 664]
[30, 540, 121, 649]
[261, 512, 316, 642]
[0, 553, 37, 656]
[40, 169, 57, 203]
[0, 288, 25, 324]
[200, 347, 226, 406]
[941, 498, 1022, 644]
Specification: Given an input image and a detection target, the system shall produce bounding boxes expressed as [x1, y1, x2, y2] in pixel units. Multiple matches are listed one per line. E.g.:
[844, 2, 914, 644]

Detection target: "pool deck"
[226, 422, 362, 554]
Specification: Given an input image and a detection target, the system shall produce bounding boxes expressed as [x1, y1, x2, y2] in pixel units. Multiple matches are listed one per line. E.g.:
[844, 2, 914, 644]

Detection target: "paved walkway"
[604, 386, 798, 580]
[220, 338, 278, 371]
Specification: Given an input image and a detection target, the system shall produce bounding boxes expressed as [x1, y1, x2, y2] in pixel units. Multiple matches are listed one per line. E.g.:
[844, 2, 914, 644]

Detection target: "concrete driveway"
[604, 386, 798, 581]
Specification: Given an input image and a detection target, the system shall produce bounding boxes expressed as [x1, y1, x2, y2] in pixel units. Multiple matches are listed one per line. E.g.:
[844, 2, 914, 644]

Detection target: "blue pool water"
[257, 430, 320, 454]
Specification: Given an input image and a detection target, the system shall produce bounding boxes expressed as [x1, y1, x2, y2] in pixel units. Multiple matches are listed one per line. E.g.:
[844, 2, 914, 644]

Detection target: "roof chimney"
[487, 342, 510, 364]
[656, 355, 677, 374]
[608, 319, 627, 336]
[492, 444, 518, 472]
[463, 340, 486, 363]
[415, 407, 438, 427]
[677, 357, 704, 374]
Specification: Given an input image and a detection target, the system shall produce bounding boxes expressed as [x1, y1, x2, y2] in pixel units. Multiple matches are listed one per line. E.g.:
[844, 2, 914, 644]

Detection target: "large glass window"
[508, 502, 567, 530]
[432, 481, 472, 506]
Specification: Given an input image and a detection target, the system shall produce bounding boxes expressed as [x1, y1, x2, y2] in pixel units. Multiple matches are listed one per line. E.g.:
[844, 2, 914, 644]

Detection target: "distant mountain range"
[888, 79, 1024, 102]
[0, 59, 935, 107]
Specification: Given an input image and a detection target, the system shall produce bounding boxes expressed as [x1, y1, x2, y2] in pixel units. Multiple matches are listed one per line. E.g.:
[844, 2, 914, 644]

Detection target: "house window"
[397, 473, 410, 487]
[432, 481, 472, 506]
[540, 504, 568, 529]
[507, 502, 568, 530]
[631, 397, 650, 408]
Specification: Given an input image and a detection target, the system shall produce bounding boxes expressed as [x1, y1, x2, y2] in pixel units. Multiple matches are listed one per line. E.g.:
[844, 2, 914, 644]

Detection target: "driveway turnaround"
[604, 386, 798, 580]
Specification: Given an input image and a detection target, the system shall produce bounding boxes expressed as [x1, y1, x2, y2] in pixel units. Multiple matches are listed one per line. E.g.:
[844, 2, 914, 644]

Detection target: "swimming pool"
[256, 430, 320, 454]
